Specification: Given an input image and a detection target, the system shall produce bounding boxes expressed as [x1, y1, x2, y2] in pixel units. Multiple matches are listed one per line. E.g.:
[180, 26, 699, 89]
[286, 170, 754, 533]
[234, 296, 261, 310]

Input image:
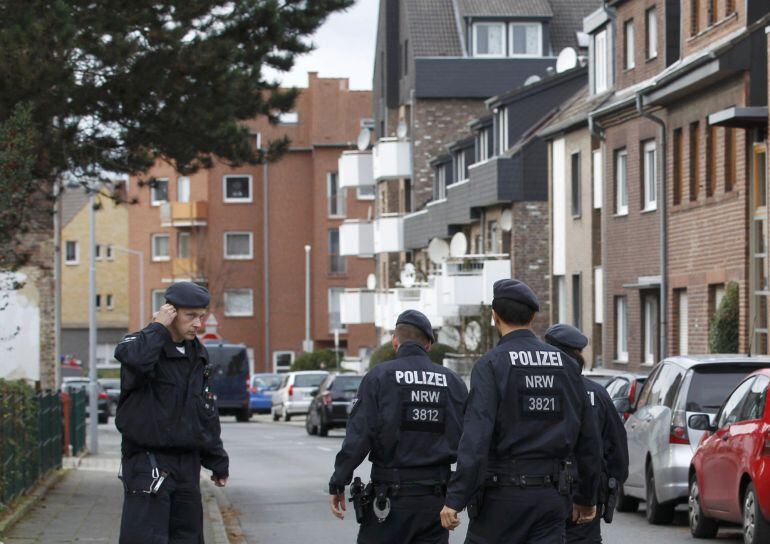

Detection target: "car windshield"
[208, 347, 248, 376]
[687, 365, 769, 413]
[294, 374, 327, 387]
[332, 376, 363, 392]
[253, 374, 281, 389]
[99, 379, 120, 390]
[605, 378, 630, 398]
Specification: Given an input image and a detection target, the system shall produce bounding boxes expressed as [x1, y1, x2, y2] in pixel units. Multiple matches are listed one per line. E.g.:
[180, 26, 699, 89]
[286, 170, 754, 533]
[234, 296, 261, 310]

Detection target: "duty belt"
[370, 464, 450, 485]
[485, 458, 573, 494]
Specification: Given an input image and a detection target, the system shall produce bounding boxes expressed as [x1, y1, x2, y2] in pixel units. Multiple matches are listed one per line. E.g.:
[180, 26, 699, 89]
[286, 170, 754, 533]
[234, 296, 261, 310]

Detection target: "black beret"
[545, 324, 588, 351]
[164, 282, 211, 309]
[396, 309, 435, 343]
[492, 279, 540, 312]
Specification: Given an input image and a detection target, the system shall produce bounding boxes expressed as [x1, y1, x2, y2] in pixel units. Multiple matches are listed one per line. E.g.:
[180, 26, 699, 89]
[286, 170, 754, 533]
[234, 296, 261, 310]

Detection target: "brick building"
[127, 74, 376, 373]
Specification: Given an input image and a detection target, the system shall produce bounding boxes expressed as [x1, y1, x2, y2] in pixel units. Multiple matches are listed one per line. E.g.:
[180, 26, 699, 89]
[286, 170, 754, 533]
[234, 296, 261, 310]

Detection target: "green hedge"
[709, 282, 739, 353]
[369, 342, 456, 370]
[291, 349, 341, 371]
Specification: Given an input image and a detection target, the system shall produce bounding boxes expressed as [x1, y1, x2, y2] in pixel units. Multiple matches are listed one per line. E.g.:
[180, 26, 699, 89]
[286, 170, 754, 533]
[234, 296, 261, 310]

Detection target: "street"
[218, 416, 744, 544]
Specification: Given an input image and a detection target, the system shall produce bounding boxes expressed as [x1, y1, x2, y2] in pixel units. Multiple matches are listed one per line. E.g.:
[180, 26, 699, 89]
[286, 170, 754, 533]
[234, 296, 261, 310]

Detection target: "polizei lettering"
[508, 350, 564, 367]
[525, 375, 555, 388]
[394, 370, 448, 387]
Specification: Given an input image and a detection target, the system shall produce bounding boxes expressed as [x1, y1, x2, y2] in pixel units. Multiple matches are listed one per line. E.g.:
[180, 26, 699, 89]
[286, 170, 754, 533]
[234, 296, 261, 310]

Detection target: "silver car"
[271, 371, 329, 422]
[621, 355, 770, 525]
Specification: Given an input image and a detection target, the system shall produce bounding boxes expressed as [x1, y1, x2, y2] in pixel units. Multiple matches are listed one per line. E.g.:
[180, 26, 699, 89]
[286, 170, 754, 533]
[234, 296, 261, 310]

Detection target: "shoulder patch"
[119, 336, 137, 344]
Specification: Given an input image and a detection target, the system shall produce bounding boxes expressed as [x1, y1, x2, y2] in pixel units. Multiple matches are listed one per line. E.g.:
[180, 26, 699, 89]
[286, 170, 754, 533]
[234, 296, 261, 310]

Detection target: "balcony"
[374, 283, 445, 330]
[339, 220, 374, 256]
[338, 151, 374, 188]
[373, 214, 404, 254]
[170, 258, 205, 281]
[373, 138, 411, 180]
[160, 201, 208, 227]
[340, 289, 375, 324]
[441, 257, 511, 307]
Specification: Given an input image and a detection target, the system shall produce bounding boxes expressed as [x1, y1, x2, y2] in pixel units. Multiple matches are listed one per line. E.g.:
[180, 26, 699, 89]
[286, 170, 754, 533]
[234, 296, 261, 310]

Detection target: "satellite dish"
[427, 238, 450, 265]
[556, 47, 578, 74]
[524, 75, 542, 86]
[450, 233, 468, 258]
[500, 209, 513, 232]
[464, 321, 482, 352]
[366, 273, 377, 290]
[356, 127, 371, 152]
[438, 327, 461, 349]
[400, 263, 416, 288]
[396, 121, 408, 139]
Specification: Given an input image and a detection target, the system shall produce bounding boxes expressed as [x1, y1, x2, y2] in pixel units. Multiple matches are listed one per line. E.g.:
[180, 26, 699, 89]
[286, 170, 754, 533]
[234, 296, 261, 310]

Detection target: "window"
[152, 290, 166, 314]
[642, 140, 657, 211]
[277, 112, 299, 124]
[329, 229, 345, 274]
[571, 152, 581, 217]
[741, 376, 770, 421]
[273, 351, 295, 373]
[178, 232, 190, 259]
[615, 296, 628, 361]
[478, 128, 490, 162]
[327, 172, 346, 217]
[151, 178, 169, 205]
[224, 289, 253, 316]
[434, 164, 447, 200]
[487, 220, 499, 253]
[572, 274, 581, 329]
[624, 20, 635, 70]
[106, 294, 114, 310]
[690, 122, 700, 201]
[615, 149, 628, 215]
[691, 0, 700, 36]
[674, 128, 683, 204]
[725, 128, 736, 192]
[646, 8, 657, 59]
[95, 343, 118, 367]
[472, 23, 506, 57]
[726, 0, 735, 15]
[177, 177, 190, 203]
[643, 293, 659, 364]
[594, 267, 604, 324]
[497, 107, 509, 153]
[676, 289, 689, 355]
[95, 294, 102, 309]
[592, 150, 603, 209]
[706, 124, 716, 197]
[509, 23, 542, 57]
[95, 244, 102, 261]
[328, 288, 347, 332]
[556, 276, 566, 323]
[224, 232, 253, 260]
[717, 378, 755, 428]
[403, 39, 409, 76]
[151, 234, 170, 261]
[106, 245, 114, 260]
[709, 283, 726, 318]
[593, 29, 609, 94]
[356, 185, 375, 200]
[455, 151, 467, 183]
[708, 0, 717, 26]
[223, 175, 252, 203]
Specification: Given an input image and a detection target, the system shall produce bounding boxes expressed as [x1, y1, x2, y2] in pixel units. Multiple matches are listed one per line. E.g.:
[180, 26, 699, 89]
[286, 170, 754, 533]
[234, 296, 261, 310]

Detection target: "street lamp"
[87, 181, 99, 455]
[303, 245, 313, 353]
[112, 246, 145, 327]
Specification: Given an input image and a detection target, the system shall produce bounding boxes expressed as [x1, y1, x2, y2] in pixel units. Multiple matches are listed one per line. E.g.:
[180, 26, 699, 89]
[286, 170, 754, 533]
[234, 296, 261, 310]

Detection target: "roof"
[546, 0, 602, 52]
[457, 0, 553, 18]
[538, 85, 616, 137]
[664, 355, 770, 369]
[60, 186, 89, 227]
[404, 0, 463, 56]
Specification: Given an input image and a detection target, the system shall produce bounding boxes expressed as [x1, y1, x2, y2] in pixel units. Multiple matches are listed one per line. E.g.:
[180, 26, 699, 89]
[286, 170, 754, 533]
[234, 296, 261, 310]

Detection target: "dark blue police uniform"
[445, 281, 601, 544]
[115, 282, 228, 544]
[329, 310, 468, 544]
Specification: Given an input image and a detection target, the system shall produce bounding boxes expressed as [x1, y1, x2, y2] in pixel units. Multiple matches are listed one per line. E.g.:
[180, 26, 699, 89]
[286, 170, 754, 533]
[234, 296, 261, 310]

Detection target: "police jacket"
[114, 322, 229, 478]
[445, 330, 601, 511]
[329, 342, 468, 493]
[583, 377, 629, 485]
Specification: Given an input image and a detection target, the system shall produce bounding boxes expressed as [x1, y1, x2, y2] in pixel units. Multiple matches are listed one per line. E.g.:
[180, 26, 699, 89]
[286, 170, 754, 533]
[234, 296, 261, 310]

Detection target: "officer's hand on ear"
[440, 506, 461, 530]
[153, 304, 177, 328]
[571, 503, 596, 524]
[329, 493, 346, 519]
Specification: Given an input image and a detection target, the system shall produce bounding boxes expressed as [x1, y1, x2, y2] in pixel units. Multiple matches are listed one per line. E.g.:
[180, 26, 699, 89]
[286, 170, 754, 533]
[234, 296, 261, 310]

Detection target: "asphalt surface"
[219, 415, 745, 544]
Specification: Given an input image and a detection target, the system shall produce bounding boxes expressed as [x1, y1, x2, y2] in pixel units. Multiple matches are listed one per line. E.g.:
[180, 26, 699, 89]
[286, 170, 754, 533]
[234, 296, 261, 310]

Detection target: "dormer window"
[434, 164, 448, 200]
[510, 23, 542, 57]
[471, 21, 543, 58]
[472, 23, 506, 57]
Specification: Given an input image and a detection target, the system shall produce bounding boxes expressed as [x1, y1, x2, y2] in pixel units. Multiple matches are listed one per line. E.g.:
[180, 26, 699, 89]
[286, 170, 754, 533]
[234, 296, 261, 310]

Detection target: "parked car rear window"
[332, 376, 363, 392]
[208, 347, 248, 376]
[253, 374, 281, 389]
[294, 374, 327, 387]
[605, 378, 630, 398]
[687, 366, 767, 413]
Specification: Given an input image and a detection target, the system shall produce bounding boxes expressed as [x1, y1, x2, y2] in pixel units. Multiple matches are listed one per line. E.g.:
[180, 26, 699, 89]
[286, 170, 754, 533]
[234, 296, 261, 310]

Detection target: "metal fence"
[69, 390, 86, 456]
[0, 389, 63, 508]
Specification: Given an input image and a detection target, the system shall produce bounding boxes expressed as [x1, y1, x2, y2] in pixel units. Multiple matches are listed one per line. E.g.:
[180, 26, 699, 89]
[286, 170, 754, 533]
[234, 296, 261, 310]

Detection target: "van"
[205, 343, 251, 422]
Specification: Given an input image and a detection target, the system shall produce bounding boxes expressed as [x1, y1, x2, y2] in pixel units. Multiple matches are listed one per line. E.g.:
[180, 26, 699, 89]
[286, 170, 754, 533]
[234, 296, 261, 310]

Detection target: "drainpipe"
[262, 158, 270, 373]
[636, 93, 668, 360]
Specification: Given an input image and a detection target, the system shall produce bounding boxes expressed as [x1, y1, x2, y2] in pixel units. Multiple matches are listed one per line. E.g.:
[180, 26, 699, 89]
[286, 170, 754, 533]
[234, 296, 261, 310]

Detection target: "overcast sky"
[264, 0, 379, 90]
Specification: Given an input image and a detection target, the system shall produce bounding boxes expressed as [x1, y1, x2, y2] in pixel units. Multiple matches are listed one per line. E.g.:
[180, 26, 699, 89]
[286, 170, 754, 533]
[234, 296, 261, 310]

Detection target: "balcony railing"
[373, 214, 404, 254]
[171, 258, 205, 281]
[338, 150, 374, 188]
[339, 220, 374, 256]
[373, 138, 411, 180]
[340, 289, 375, 324]
[160, 201, 208, 227]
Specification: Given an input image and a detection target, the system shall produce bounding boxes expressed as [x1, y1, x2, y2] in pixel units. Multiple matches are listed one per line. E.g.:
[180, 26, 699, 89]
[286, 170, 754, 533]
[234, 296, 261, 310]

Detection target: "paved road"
[220, 416, 744, 544]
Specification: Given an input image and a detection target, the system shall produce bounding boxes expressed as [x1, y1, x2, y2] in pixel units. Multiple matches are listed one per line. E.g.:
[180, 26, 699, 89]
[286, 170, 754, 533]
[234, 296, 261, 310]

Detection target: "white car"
[271, 371, 329, 421]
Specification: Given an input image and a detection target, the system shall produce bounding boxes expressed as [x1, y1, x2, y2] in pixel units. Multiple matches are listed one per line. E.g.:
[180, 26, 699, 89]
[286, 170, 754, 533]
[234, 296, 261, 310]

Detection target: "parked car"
[622, 355, 770, 525]
[605, 372, 649, 421]
[272, 371, 329, 422]
[206, 343, 251, 422]
[689, 368, 770, 543]
[306, 373, 363, 436]
[583, 368, 631, 387]
[249, 373, 281, 414]
[98, 378, 121, 416]
[61, 377, 110, 424]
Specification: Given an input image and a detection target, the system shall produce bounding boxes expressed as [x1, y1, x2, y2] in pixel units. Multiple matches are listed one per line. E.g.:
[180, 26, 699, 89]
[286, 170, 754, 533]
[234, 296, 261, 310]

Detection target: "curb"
[202, 479, 235, 544]
[0, 468, 69, 538]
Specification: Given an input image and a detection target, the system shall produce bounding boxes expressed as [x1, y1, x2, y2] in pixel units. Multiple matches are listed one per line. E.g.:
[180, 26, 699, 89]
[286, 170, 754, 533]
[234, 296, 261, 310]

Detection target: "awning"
[708, 106, 768, 128]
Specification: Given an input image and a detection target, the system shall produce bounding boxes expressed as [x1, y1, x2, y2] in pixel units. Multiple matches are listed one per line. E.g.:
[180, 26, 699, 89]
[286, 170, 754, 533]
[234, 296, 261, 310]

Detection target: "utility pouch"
[349, 477, 370, 524]
[558, 460, 574, 496]
[467, 487, 485, 520]
[603, 477, 619, 524]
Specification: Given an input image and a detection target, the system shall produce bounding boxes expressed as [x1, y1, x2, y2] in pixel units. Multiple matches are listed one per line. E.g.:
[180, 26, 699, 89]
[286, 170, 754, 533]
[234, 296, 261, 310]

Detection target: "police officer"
[114, 282, 229, 544]
[440, 279, 601, 543]
[328, 310, 468, 543]
[544, 324, 629, 544]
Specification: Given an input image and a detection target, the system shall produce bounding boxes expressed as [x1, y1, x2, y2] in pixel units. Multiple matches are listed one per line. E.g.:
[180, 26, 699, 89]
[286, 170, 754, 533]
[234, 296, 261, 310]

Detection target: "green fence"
[69, 390, 86, 456]
[0, 382, 63, 509]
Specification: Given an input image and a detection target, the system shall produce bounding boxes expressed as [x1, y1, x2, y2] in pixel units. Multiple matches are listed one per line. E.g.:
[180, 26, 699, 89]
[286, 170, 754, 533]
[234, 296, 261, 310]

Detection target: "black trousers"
[466, 486, 570, 544]
[119, 451, 203, 544]
[565, 515, 602, 544]
[357, 494, 448, 544]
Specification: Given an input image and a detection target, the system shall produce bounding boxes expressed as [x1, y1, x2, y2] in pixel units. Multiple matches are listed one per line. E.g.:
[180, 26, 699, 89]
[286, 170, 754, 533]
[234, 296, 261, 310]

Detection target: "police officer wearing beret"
[440, 279, 602, 543]
[544, 324, 629, 544]
[114, 281, 229, 543]
[328, 310, 468, 543]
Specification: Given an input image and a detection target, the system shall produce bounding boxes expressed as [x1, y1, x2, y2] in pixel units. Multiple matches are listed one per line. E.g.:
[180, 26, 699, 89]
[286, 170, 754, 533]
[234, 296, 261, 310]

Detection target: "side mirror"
[310, 388, 319, 397]
[615, 397, 633, 415]
[688, 413, 712, 431]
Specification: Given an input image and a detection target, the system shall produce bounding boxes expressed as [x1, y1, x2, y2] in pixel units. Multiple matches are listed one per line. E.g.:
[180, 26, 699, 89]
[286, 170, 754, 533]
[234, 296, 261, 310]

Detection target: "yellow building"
[60, 186, 130, 370]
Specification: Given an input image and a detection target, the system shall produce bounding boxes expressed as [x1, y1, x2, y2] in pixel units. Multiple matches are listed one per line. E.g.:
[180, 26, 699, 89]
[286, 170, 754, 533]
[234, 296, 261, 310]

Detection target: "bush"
[369, 342, 456, 369]
[291, 349, 340, 371]
[709, 282, 739, 354]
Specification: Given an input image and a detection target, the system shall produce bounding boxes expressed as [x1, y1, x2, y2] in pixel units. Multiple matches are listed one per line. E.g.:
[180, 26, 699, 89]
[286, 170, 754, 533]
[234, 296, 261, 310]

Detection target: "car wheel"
[743, 483, 770, 544]
[98, 412, 108, 425]
[616, 483, 640, 513]
[318, 415, 329, 437]
[646, 463, 675, 525]
[235, 408, 251, 423]
[272, 407, 280, 422]
[283, 411, 291, 422]
[689, 475, 718, 538]
[305, 414, 318, 436]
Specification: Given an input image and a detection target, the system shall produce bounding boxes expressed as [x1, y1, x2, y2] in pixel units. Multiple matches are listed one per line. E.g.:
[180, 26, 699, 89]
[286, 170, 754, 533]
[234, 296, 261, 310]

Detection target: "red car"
[688, 368, 770, 543]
